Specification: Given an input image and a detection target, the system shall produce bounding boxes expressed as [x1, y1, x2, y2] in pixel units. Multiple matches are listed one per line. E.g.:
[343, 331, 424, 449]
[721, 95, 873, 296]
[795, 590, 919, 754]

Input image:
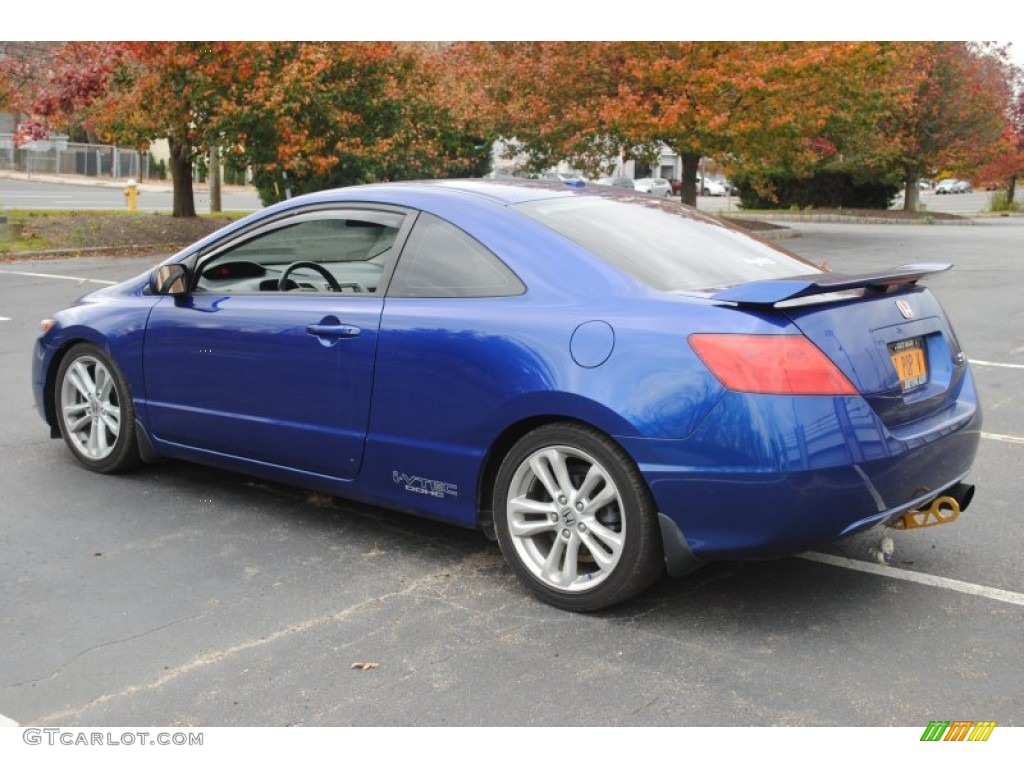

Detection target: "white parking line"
[957, 360, 1022, 444]
[971, 359, 1024, 370]
[0, 269, 117, 286]
[0, 316, 10, 322]
[982, 432, 1024, 445]
[799, 552, 1024, 607]
[0, 713, 19, 726]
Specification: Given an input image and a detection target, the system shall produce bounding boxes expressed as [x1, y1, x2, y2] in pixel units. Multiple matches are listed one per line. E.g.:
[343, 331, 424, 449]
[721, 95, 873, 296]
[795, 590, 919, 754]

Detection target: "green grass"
[0, 210, 47, 252]
[0, 209, 245, 256]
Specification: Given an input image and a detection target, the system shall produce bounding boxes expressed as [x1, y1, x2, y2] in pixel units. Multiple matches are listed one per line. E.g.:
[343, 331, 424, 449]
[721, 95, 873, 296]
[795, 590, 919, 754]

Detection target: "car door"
[142, 206, 409, 479]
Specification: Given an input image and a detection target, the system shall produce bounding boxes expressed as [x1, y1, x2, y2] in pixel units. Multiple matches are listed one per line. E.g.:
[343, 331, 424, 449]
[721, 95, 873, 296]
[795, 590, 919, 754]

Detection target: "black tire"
[492, 423, 663, 611]
[54, 342, 141, 473]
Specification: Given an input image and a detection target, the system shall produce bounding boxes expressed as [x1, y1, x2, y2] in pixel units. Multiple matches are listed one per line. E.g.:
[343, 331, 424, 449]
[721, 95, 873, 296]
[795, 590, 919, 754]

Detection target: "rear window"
[515, 195, 820, 292]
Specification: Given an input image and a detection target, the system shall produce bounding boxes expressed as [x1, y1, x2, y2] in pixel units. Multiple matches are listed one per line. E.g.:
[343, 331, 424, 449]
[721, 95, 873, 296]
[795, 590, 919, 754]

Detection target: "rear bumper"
[621, 375, 981, 561]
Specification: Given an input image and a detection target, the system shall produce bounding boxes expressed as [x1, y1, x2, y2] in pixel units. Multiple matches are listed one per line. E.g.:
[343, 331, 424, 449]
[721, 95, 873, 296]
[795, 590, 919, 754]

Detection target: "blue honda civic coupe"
[32, 180, 981, 611]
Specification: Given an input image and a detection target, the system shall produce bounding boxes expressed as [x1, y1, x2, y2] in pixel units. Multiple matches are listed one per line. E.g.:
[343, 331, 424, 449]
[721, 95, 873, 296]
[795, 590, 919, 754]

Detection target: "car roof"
[285, 179, 584, 209]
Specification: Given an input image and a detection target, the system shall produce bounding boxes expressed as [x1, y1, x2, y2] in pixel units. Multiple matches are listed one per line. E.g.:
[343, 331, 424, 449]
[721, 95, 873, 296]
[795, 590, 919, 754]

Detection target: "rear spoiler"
[711, 263, 953, 306]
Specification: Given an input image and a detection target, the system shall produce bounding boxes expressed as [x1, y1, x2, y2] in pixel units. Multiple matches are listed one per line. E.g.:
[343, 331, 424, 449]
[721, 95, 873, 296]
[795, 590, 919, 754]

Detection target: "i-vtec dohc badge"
[896, 299, 914, 319]
[392, 471, 458, 499]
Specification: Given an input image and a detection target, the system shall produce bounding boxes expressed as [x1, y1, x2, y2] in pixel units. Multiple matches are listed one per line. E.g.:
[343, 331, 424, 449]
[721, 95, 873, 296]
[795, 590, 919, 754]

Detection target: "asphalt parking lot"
[1, 217, 1022, 731]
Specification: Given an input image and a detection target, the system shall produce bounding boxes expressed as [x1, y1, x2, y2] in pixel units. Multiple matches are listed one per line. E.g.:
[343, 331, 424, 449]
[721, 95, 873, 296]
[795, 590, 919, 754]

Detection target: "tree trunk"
[1007, 175, 1017, 205]
[903, 165, 922, 212]
[679, 152, 701, 207]
[209, 146, 222, 214]
[168, 136, 196, 218]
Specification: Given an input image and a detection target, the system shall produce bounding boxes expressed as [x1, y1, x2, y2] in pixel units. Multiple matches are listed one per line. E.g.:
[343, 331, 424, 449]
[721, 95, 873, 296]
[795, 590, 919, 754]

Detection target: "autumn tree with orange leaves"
[214, 43, 408, 204]
[212, 42, 492, 205]
[9, 41, 1017, 214]
[1, 42, 121, 145]
[7, 42, 493, 214]
[5, 42, 230, 216]
[452, 42, 898, 206]
[875, 42, 1012, 212]
[108, 43, 237, 217]
[976, 67, 1024, 205]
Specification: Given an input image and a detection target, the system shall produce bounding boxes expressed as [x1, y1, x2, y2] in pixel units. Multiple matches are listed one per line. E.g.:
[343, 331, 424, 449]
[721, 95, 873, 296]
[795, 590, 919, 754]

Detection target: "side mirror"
[150, 264, 189, 295]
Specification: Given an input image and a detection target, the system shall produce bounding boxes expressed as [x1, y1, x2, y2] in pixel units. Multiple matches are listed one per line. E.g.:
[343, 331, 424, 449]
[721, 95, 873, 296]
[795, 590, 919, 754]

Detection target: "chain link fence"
[0, 134, 146, 180]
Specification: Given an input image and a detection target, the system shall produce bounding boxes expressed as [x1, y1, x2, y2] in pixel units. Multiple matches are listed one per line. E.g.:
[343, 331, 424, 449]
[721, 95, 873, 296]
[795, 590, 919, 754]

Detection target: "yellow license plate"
[889, 338, 927, 391]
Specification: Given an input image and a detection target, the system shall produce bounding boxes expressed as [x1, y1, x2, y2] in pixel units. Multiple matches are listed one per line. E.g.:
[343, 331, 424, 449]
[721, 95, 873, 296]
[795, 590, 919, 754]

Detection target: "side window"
[194, 210, 403, 294]
[387, 213, 525, 298]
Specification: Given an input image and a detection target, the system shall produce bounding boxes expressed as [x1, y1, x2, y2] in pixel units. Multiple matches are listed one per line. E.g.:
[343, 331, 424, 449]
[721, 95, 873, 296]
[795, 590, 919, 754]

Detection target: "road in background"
[0, 176, 262, 213]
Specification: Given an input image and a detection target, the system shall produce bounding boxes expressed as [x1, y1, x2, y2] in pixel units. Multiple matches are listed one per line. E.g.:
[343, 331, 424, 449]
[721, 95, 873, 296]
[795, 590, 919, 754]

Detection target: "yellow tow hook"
[890, 495, 961, 531]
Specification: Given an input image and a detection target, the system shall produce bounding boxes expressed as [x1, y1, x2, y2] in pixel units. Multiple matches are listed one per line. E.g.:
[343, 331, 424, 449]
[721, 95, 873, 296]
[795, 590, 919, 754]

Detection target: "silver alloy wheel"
[505, 444, 625, 592]
[59, 354, 122, 461]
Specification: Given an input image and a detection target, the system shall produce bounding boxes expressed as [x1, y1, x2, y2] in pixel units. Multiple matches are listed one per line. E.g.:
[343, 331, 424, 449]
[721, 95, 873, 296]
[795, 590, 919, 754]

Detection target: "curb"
[0, 170, 172, 192]
[728, 212, 975, 226]
[1, 243, 182, 260]
[0, 170, 250, 195]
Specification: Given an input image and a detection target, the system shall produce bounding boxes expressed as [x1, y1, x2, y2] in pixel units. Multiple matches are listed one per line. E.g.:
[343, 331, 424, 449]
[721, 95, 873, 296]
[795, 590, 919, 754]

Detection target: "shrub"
[733, 169, 900, 210]
[989, 190, 1021, 213]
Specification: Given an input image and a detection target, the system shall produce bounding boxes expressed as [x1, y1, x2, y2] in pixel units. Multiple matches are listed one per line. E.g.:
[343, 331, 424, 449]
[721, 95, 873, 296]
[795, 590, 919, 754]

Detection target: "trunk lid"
[711, 264, 968, 427]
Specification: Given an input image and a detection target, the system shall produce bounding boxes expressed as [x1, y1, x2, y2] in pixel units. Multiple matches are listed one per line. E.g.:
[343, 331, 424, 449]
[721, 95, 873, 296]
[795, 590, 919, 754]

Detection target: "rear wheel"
[55, 343, 141, 473]
[493, 423, 662, 611]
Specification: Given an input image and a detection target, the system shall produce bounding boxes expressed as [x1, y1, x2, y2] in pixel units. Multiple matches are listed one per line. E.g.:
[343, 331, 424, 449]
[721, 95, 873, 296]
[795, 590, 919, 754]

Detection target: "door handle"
[306, 324, 361, 338]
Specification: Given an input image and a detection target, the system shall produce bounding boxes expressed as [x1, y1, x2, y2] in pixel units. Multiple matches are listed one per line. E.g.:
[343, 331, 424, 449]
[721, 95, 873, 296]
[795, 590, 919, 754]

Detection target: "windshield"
[516, 195, 820, 292]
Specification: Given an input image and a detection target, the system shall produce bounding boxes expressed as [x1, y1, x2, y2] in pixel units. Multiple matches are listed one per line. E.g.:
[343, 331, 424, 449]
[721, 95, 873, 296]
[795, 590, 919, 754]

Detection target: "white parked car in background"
[700, 177, 729, 196]
[633, 177, 673, 197]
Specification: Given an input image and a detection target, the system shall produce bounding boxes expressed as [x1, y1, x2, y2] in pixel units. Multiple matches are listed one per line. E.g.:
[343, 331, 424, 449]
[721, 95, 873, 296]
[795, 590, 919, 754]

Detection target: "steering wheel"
[278, 261, 343, 292]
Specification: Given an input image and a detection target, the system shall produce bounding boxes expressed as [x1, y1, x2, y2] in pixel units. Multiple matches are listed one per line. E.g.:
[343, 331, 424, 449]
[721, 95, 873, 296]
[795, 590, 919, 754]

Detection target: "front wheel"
[55, 343, 141, 473]
[493, 423, 663, 611]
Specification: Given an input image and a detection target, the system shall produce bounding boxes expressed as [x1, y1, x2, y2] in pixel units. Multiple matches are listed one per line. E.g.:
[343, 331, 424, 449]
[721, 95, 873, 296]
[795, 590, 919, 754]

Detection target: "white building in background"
[148, 138, 170, 165]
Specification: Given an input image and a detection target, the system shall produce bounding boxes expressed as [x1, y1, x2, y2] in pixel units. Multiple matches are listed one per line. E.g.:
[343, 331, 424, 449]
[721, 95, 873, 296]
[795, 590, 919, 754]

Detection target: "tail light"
[689, 334, 857, 396]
